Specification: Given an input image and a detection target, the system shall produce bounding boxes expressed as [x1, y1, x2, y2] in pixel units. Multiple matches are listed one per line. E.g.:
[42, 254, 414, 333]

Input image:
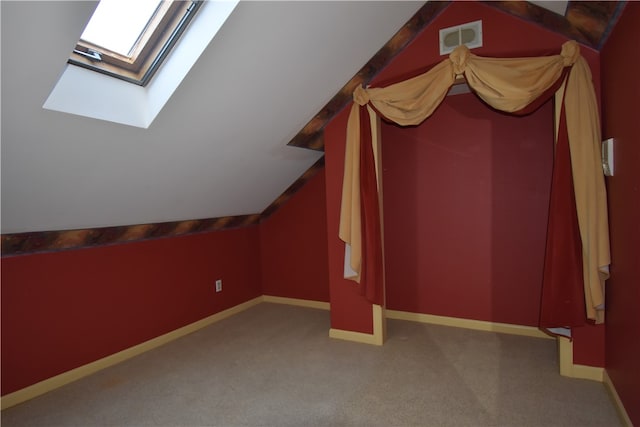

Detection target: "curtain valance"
[339, 41, 610, 325]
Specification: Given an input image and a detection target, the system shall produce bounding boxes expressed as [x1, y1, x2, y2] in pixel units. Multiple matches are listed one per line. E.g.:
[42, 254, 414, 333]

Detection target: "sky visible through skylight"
[80, 0, 162, 57]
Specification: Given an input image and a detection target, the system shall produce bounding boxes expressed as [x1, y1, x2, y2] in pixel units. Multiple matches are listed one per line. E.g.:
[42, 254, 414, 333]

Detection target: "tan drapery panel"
[339, 40, 610, 321]
[339, 105, 362, 281]
[563, 55, 611, 322]
[339, 101, 389, 284]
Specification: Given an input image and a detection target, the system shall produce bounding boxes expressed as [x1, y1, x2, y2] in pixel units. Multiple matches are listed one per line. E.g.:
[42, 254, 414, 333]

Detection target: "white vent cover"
[439, 20, 483, 55]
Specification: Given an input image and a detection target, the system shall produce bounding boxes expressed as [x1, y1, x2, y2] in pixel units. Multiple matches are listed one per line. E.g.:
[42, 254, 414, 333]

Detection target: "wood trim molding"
[557, 336, 604, 382]
[385, 309, 553, 340]
[372, 304, 386, 346]
[329, 328, 380, 346]
[264, 296, 384, 345]
[263, 295, 381, 345]
[603, 369, 634, 427]
[329, 304, 385, 346]
[0, 297, 263, 410]
[262, 295, 330, 311]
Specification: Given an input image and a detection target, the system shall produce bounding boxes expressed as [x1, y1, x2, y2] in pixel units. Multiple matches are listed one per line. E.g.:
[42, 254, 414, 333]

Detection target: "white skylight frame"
[43, 1, 239, 129]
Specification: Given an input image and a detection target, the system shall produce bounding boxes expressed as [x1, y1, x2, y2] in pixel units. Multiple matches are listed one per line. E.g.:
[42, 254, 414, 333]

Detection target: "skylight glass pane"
[80, 0, 163, 57]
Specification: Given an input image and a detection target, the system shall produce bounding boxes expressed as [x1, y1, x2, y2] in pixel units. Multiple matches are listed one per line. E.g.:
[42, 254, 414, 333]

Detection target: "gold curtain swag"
[339, 41, 610, 323]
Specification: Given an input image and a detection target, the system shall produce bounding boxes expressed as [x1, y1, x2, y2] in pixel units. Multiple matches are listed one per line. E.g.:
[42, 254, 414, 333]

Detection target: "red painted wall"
[601, 2, 640, 423]
[322, 1, 606, 363]
[1, 166, 333, 396]
[382, 93, 553, 326]
[260, 169, 330, 302]
[571, 325, 606, 367]
[1, 228, 261, 395]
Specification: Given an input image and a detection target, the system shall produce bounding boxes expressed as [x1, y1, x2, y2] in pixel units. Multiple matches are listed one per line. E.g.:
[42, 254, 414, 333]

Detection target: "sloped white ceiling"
[1, 1, 427, 233]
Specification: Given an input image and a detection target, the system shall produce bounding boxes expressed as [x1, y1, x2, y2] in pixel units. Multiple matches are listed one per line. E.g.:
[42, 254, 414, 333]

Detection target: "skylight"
[45, 1, 239, 128]
[69, 0, 203, 86]
[80, 0, 162, 57]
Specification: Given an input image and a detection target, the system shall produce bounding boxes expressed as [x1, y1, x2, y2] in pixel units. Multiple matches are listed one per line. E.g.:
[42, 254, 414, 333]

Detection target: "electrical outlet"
[215, 279, 222, 292]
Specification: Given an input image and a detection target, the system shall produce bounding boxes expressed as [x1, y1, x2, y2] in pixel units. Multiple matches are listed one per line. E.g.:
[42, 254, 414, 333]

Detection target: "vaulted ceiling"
[0, 1, 625, 254]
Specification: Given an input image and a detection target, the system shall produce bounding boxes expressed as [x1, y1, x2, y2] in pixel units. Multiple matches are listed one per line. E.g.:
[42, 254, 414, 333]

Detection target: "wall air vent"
[439, 20, 483, 55]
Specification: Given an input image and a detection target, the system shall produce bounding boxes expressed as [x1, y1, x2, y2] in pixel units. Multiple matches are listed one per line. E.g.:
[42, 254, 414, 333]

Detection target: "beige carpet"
[1, 303, 621, 426]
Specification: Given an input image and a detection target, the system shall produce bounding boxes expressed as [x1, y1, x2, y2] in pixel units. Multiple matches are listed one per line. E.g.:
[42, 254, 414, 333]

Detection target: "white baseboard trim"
[262, 295, 330, 311]
[557, 336, 604, 382]
[385, 309, 553, 340]
[604, 369, 634, 427]
[329, 328, 379, 345]
[264, 296, 386, 346]
[328, 304, 385, 346]
[571, 364, 605, 382]
[372, 304, 385, 346]
[0, 296, 263, 410]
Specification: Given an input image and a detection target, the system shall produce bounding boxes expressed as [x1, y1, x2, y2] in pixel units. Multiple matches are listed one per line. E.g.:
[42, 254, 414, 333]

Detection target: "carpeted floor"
[1, 303, 621, 426]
